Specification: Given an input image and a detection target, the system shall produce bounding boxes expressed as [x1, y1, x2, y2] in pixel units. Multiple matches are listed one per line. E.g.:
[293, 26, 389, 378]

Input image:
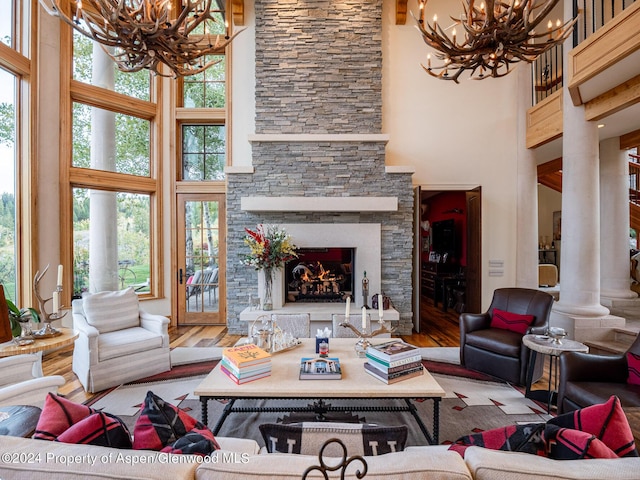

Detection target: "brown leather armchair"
[557, 335, 640, 414]
[460, 288, 554, 386]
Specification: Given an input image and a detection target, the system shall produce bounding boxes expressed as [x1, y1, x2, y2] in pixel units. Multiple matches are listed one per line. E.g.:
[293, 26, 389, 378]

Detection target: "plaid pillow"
[56, 412, 132, 449]
[545, 395, 638, 459]
[133, 391, 220, 456]
[490, 308, 535, 335]
[448, 423, 545, 457]
[627, 352, 640, 386]
[34, 393, 97, 441]
[33, 393, 131, 449]
[260, 422, 408, 456]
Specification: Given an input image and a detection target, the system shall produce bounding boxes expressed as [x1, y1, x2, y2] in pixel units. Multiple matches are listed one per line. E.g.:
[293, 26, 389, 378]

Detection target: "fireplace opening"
[285, 248, 354, 303]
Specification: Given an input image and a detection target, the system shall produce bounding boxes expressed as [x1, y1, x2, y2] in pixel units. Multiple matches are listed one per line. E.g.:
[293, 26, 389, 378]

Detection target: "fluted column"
[600, 137, 636, 300]
[516, 65, 539, 289]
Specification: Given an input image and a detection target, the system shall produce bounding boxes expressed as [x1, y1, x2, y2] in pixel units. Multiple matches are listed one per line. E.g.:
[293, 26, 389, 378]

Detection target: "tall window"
[68, 34, 160, 298]
[0, 0, 29, 304]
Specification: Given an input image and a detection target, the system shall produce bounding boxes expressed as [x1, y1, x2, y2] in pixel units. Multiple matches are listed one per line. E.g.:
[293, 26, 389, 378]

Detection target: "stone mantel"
[240, 196, 398, 212]
[248, 134, 390, 143]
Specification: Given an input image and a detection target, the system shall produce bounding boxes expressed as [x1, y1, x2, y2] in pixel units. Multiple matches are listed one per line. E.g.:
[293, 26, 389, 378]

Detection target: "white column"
[89, 44, 119, 292]
[515, 64, 539, 288]
[600, 137, 636, 300]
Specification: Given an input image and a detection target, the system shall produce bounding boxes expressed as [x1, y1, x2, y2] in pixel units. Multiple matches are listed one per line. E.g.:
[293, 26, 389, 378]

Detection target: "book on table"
[366, 340, 420, 362]
[221, 364, 271, 384]
[221, 358, 272, 378]
[365, 352, 422, 370]
[366, 356, 423, 374]
[223, 343, 271, 368]
[299, 357, 342, 380]
[363, 361, 424, 384]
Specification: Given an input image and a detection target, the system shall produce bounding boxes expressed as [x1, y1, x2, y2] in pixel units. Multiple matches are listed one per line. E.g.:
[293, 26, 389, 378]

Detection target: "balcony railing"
[532, 0, 637, 105]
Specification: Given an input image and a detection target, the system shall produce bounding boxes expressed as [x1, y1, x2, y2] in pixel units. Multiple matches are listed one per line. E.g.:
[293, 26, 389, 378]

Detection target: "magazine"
[299, 357, 342, 380]
[366, 340, 419, 362]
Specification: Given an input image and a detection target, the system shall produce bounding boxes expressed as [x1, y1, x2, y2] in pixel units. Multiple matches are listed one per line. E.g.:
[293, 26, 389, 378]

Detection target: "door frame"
[414, 185, 482, 331]
[175, 192, 226, 325]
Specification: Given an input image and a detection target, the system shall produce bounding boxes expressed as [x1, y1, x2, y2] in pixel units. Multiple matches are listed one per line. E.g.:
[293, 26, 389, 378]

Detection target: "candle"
[345, 296, 351, 320]
[378, 294, 384, 321]
[433, 14, 437, 31]
[427, 53, 431, 69]
[57, 264, 63, 286]
[53, 291, 59, 314]
[361, 306, 367, 330]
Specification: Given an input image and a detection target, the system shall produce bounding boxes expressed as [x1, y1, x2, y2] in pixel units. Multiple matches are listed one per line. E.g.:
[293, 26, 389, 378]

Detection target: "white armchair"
[0, 354, 65, 409]
[72, 288, 171, 393]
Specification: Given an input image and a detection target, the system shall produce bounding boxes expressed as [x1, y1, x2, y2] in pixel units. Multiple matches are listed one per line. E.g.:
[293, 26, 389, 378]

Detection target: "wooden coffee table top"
[194, 338, 445, 399]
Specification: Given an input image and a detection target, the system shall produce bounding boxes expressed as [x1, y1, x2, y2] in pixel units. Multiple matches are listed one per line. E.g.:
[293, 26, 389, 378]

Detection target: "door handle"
[179, 268, 184, 284]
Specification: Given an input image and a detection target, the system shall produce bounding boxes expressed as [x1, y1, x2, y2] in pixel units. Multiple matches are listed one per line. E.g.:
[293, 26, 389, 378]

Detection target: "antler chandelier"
[414, 0, 577, 83]
[39, 0, 235, 77]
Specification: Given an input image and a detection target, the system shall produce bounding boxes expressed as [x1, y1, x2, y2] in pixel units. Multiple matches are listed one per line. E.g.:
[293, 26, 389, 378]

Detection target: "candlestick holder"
[338, 319, 396, 358]
[33, 264, 66, 338]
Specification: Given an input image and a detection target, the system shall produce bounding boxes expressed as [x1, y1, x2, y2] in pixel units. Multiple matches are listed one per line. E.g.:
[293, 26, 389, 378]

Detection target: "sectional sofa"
[2, 435, 640, 480]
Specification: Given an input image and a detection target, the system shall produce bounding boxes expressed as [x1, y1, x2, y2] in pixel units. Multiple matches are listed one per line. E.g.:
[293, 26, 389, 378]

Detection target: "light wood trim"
[70, 80, 156, 119]
[622, 129, 640, 150]
[175, 182, 226, 194]
[584, 73, 640, 121]
[396, 0, 408, 25]
[568, 1, 640, 106]
[69, 168, 158, 193]
[526, 90, 563, 149]
[0, 42, 30, 77]
[231, 0, 244, 26]
[175, 107, 226, 121]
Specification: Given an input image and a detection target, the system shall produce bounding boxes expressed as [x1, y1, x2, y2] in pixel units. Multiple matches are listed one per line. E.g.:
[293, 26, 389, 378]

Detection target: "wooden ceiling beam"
[396, 0, 408, 25]
[537, 157, 563, 176]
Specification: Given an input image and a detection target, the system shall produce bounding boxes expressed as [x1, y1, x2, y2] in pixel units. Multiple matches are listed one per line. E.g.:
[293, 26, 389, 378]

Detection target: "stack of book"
[221, 343, 272, 384]
[364, 340, 423, 384]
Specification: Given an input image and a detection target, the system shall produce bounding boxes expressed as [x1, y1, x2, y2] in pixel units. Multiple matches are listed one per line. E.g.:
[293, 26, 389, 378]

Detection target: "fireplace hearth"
[285, 248, 354, 303]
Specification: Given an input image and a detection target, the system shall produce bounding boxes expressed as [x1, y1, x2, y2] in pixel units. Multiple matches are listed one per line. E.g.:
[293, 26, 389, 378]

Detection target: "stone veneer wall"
[225, 0, 415, 335]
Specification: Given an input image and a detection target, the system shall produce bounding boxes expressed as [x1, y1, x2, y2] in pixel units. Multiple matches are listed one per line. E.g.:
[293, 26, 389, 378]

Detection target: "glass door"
[177, 193, 225, 324]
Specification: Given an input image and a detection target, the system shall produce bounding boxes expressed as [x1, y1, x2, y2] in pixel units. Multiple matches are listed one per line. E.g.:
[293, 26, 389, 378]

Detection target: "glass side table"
[522, 334, 589, 413]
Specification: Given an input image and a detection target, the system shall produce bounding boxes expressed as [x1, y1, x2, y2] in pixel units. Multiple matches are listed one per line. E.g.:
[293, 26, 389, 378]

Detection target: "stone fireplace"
[225, 0, 415, 334]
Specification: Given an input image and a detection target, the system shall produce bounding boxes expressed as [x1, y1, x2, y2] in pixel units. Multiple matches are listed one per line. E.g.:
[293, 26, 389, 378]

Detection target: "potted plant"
[6, 297, 41, 339]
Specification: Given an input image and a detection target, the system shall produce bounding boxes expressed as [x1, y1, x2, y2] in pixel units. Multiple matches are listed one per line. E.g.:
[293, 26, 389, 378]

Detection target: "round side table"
[522, 334, 589, 413]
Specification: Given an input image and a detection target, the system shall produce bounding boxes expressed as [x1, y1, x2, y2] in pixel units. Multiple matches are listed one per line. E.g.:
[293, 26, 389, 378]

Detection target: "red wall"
[422, 191, 467, 266]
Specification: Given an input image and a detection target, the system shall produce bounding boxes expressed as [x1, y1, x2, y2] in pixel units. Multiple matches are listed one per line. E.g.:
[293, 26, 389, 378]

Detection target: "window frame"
[60, 24, 163, 304]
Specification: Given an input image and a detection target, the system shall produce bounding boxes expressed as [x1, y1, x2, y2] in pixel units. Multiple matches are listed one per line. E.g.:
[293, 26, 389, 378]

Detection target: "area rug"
[90, 359, 549, 447]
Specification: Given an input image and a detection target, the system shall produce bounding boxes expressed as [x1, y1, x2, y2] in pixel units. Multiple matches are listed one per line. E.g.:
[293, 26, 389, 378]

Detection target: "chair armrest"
[139, 310, 169, 333]
[0, 375, 65, 409]
[0, 354, 41, 386]
[459, 312, 491, 334]
[559, 351, 628, 383]
[73, 311, 99, 338]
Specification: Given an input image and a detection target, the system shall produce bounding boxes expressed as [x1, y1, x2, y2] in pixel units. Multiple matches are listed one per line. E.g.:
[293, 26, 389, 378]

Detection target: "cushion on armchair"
[82, 288, 140, 333]
[627, 352, 640, 386]
[490, 309, 535, 335]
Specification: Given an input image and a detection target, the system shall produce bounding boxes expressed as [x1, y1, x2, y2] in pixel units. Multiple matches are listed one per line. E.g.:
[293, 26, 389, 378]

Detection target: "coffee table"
[194, 338, 445, 444]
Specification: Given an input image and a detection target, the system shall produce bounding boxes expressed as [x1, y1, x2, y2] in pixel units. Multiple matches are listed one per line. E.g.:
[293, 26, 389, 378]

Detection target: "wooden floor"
[42, 296, 461, 405]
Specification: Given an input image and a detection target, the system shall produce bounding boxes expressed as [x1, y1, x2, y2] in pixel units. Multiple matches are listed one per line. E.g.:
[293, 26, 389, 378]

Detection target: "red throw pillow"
[133, 391, 220, 456]
[546, 395, 637, 458]
[490, 308, 535, 335]
[56, 412, 132, 449]
[627, 352, 640, 386]
[34, 393, 97, 441]
[544, 425, 619, 459]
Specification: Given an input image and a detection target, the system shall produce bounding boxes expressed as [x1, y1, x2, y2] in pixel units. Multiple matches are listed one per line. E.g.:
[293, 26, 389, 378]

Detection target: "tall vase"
[262, 267, 273, 311]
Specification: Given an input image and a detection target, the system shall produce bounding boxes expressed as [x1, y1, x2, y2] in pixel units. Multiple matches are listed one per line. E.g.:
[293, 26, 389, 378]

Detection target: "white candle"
[53, 291, 59, 314]
[345, 296, 350, 320]
[378, 294, 384, 321]
[57, 264, 63, 286]
[361, 306, 367, 330]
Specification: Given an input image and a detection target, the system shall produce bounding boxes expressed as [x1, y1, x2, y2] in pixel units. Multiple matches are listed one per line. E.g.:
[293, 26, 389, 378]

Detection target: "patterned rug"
[89, 359, 549, 447]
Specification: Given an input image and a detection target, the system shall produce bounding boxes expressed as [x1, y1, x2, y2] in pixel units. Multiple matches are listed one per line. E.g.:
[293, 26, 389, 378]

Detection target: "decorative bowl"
[547, 326, 567, 345]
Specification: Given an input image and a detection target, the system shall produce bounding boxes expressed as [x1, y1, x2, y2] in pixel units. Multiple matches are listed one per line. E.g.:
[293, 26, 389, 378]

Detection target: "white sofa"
[2, 435, 640, 480]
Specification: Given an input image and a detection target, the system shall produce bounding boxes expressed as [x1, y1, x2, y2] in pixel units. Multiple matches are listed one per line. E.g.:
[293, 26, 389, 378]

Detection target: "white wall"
[381, 0, 522, 309]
